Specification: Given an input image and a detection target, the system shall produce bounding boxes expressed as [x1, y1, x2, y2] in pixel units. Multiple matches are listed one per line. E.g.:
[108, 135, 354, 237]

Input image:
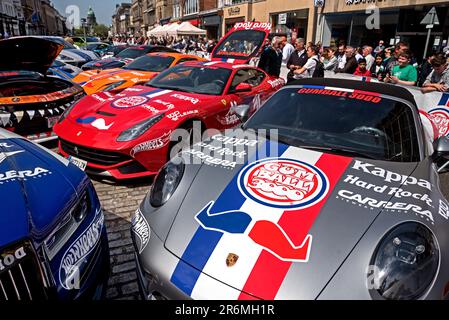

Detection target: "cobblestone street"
[92, 178, 152, 300]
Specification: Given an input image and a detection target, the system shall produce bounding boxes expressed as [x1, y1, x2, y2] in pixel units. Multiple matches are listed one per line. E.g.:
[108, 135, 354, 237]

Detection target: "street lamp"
[81, 18, 87, 41]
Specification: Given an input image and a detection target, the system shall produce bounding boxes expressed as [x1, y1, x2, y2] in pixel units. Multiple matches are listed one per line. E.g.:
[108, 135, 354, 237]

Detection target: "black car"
[0, 37, 85, 143]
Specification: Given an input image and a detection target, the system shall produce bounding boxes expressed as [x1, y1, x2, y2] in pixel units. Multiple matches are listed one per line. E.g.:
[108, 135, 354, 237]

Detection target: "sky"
[52, 0, 130, 26]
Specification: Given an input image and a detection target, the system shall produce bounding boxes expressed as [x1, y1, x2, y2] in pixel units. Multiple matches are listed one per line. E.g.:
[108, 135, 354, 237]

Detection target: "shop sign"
[228, 7, 240, 16]
[314, 0, 325, 7]
[278, 13, 287, 25]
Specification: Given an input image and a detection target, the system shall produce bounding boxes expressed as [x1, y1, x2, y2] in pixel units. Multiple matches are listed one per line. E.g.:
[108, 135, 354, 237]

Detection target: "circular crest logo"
[112, 96, 148, 109]
[429, 108, 449, 137]
[238, 158, 329, 210]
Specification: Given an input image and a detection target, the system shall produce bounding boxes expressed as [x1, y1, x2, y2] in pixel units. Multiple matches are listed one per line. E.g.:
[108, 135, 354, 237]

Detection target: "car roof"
[146, 52, 202, 59]
[182, 61, 255, 70]
[287, 76, 418, 109]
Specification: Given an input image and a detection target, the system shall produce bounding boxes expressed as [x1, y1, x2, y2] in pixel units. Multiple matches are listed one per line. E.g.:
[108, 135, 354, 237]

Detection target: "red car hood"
[64, 86, 213, 138]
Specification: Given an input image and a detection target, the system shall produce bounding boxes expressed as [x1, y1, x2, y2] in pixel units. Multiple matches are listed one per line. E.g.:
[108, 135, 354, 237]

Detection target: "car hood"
[64, 86, 211, 136]
[0, 134, 85, 247]
[0, 37, 63, 74]
[165, 133, 421, 299]
[83, 57, 129, 70]
[76, 69, 156, 87]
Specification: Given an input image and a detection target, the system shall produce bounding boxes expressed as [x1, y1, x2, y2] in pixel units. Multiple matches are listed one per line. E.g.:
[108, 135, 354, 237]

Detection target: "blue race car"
[0, 129, 110, 300]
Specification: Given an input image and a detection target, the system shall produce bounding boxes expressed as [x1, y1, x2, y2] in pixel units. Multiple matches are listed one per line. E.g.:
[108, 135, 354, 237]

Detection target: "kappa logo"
[112, 96, 149, 109]
[239, 159, 329, 209]
[429, 108, 449, 137]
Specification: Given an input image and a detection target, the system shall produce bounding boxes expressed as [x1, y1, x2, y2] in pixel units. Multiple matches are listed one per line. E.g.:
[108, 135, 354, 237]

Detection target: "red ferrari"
[54, 22, 285, 179]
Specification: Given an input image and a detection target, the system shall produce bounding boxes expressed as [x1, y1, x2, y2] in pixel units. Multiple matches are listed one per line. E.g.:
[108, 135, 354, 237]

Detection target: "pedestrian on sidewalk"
[258, 37, 283, 77]
[281, 36, 295, 66]
[422, 53, 449, 93]
[335, 46, 358, 74]
[286, 38, 308, 83]
[293, 45, 320, 79]
[353, 58, 372, 77]
[384, 51, 417, 86]
[323, 47, 338, 72]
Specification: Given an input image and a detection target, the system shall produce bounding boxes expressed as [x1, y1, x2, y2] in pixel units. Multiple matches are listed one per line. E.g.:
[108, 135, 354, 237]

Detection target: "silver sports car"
[131, 78, 449, 300]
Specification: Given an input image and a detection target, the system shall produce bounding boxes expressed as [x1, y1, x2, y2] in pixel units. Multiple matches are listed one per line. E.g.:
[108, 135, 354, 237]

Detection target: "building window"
[173, 4, 181, 19]
[184, 0, 198, 16]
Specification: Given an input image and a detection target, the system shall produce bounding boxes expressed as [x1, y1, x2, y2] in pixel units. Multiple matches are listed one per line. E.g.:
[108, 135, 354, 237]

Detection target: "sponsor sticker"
[234, 22, 272, 31]
[171, 94, 199, 105]
[131, 209, 150, 254]
[167, 110, 199, 121]
[268, 78, 285, 89]
[335, 160, 440, 224]
[428, 108, 449, 137]
[112, 96, 149, 109]
[59, 209, 104, 290]
[298, 88, 382, 104]
[238, 158, 329, 210]
[130, 132, 171, 157]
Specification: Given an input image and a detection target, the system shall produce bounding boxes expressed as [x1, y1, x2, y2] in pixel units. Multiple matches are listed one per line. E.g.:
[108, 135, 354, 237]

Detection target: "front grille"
[60, 139, 132, 166]
[0, 241, 48, 301]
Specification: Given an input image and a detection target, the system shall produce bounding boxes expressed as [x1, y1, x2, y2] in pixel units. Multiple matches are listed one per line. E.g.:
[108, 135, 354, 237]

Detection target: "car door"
[216, 68, 264, 128]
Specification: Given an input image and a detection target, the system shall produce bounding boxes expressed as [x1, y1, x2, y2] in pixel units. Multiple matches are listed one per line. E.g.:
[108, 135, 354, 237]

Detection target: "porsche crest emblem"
[226, 253, 239, 267]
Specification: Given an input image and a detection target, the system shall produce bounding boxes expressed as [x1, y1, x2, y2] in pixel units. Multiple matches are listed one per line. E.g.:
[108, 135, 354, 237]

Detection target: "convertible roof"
[287, 78, 418, 108]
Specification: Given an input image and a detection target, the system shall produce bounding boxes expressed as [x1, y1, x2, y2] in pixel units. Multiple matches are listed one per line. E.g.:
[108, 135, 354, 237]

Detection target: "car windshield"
[147, 65, 231, 95]
[86, 43, 100, 50]
[117, 47, 148, 59]
[123, 55, 175, 72]
[244, 87, 420, 162]
[214, 30, 265, 59]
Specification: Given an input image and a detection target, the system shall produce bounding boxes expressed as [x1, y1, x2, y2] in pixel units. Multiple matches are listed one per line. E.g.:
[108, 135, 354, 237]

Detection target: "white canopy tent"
[176, 22, 207, 36]
[147, 25, 162, 37]
[164, 23, 181, 36]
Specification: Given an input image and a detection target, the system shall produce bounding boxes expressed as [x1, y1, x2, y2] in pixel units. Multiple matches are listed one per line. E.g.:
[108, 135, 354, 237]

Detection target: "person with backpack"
[293, 45, 323, 79]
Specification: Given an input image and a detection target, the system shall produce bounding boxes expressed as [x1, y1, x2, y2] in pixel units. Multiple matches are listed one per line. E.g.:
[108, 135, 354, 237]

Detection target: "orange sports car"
[73, 52, 206, 95]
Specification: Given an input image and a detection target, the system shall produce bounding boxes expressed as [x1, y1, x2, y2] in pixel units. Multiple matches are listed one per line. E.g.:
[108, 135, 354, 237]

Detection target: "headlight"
[150, 159, 184, 207]
[103, 81, 126, 92]
[117, 114, 164, 142]
[368, 222, 439, 300]
[44, 191, 92, 260]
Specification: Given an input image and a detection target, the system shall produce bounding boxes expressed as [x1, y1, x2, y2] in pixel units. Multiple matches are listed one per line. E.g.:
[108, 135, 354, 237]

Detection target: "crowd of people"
[111, 34, 218, 54]
[257, 36, 449, 94]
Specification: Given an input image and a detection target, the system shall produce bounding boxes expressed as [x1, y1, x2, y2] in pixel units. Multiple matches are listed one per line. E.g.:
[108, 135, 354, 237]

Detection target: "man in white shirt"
[337, 44, 347, 69]
[281, 36, 295, 65]
[293, 45, 320, 79]
[363, 46, 375, 71]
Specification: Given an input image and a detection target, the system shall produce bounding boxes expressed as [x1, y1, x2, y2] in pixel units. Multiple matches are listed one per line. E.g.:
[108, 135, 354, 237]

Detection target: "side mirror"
[235, 83, 252, 93]
[432, 136, 449, 173]
[231, 104, 251, 123]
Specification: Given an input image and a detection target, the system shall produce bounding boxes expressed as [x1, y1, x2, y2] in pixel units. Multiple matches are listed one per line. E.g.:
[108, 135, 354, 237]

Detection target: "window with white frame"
[183, 0, 198, 16]
[173, 3, 181, 19]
